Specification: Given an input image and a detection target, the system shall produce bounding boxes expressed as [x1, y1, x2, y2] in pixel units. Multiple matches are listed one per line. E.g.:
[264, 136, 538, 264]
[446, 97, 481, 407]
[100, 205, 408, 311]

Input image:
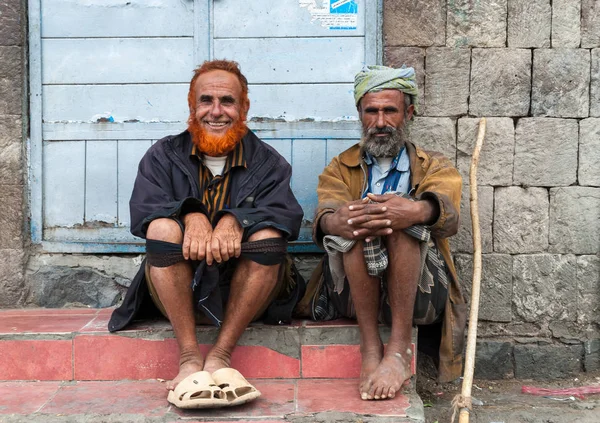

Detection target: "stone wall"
[385, 0, 599, 378]
[0, 0, 27, 307]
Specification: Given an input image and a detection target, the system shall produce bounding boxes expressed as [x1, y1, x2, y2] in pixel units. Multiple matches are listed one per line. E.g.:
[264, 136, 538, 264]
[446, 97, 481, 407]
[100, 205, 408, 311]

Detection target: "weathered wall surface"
[0, 0, 27, 307]
[385, 0, 599, 378]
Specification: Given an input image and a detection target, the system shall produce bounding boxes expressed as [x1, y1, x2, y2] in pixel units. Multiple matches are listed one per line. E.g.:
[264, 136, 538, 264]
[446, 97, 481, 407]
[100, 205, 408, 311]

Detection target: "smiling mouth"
[205, 121, 230, 128]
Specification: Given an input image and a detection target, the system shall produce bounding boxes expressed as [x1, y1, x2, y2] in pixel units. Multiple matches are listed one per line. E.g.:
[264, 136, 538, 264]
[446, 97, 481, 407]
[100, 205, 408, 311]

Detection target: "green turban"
[354, 65, 419, 113]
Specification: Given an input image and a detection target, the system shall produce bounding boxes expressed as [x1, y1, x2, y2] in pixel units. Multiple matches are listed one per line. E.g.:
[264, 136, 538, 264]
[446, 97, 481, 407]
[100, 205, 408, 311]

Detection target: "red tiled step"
[0, 379, 422, 422]
[0, 308, 417, 382]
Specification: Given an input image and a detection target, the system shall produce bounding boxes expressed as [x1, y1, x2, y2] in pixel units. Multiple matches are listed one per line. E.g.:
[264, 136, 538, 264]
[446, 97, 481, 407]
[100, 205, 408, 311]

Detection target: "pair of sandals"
[167, 368, 261, 409]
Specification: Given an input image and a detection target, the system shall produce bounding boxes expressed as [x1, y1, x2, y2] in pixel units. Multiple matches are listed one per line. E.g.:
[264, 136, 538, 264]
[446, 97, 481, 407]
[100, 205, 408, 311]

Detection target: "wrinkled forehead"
[359, 89, 406, 109]
[193, 70, 243, 99]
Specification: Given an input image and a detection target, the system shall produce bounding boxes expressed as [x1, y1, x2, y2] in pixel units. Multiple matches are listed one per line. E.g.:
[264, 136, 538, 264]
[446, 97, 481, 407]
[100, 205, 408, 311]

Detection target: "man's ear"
[406, 103, 415, 121]
[243, 99, 250, 120]
[357, 102, 362, 119]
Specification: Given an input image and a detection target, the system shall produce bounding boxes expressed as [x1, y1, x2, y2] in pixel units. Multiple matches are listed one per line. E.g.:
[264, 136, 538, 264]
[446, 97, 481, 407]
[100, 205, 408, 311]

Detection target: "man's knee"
[146, 218, 183, 243]
[386, 230, 419, 252]
[247, 227, 282, 242]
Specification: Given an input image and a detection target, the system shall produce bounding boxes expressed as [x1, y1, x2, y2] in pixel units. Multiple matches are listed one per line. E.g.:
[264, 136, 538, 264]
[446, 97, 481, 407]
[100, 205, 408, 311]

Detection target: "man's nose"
[376, 111, 386, 128]
[210, 101, 223, 117]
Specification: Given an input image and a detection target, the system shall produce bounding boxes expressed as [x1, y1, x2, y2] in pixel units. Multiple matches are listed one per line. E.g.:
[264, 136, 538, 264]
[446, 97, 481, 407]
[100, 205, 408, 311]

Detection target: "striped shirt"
[191, 142, 247, 221]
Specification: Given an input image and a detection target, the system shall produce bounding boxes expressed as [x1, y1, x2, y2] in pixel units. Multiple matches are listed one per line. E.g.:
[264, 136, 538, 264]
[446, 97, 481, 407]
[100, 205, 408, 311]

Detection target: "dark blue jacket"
[108, 129, 303, 331]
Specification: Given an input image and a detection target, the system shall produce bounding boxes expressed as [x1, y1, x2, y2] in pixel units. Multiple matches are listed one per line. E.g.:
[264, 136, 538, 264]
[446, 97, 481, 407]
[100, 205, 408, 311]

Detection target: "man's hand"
[208, 214, 243, 265]
[354, 193, 436, 234]
[321, 197, 393, 240]
[182, 212, 213, 261]
[322, 193, 438, 241]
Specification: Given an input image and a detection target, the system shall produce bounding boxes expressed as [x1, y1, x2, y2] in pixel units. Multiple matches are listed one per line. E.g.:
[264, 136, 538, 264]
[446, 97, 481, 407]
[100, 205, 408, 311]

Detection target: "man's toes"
[387, 388, 396, 399]
[361, 391, 369, 400]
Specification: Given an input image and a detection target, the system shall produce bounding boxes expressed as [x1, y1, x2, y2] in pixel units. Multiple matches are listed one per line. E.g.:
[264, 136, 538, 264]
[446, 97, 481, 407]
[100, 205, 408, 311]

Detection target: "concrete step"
[0, 308, 416, 382]
[0, 379, 424, 422]
[0, 308, 423, 422]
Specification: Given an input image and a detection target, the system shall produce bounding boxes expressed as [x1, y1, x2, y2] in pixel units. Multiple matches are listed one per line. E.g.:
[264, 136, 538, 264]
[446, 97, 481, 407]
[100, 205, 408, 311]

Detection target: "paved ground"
[417, 365, 600, 423]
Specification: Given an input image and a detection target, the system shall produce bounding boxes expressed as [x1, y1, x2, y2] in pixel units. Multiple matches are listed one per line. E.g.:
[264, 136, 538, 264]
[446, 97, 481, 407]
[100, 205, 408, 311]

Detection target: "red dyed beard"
[188, 115, 248, 157]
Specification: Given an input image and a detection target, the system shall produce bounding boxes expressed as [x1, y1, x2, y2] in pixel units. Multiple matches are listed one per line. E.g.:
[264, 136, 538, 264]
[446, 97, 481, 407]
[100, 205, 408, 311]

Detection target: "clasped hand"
[326, 193, 421, 241]
[182, 212, 242, 265]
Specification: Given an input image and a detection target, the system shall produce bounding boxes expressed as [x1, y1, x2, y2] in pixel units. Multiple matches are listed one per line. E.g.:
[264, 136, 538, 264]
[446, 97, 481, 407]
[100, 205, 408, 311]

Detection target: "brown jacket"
[311, 141, 466, 383]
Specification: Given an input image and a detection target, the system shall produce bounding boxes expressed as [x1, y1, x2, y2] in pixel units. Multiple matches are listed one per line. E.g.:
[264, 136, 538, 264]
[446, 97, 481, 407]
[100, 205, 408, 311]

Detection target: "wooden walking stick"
[451, 118, 487, 423]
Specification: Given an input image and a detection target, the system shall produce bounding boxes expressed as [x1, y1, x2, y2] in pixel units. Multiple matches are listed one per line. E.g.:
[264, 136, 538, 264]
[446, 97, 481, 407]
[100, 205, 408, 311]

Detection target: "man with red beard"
[108, 60, 303, 409]
[309, 65, 466, 401]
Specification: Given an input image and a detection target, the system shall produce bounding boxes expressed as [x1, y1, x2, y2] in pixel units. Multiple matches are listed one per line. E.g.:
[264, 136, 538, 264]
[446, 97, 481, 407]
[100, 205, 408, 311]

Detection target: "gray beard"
[359, 125, 409, 158]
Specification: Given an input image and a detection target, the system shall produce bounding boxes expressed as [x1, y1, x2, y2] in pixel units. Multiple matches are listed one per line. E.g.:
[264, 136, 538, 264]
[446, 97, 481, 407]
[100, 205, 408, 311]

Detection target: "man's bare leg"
[203, 228, 282, 373]
[364, 230, 420, 400]
[146, 218, 204, 390]
[342, 242, 385, 400]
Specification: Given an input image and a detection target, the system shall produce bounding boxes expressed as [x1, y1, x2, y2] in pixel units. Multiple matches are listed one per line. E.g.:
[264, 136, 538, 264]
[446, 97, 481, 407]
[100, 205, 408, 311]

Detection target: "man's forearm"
[415, 198, 439, 226]
[319, 212, 334, 236]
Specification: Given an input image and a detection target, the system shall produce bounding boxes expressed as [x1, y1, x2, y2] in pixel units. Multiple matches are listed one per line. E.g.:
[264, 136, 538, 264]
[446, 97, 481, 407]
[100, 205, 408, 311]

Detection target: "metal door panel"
[42, 84, 189, 124]
[42, 38, 194, 84]
[213, 0, 364, 38]
[43, 141, 86, 228]
[214, 37, 364, 84]
[41, 0, 194, 38]
[85, 141, 118, 224]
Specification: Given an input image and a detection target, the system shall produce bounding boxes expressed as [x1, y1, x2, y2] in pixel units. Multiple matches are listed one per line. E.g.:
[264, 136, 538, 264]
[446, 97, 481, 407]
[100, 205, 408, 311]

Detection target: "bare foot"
[359, 346, 383, 400]
[203, 346, 232, 374]
[166, 350, 204, 391]
[360, 349, 412, 400]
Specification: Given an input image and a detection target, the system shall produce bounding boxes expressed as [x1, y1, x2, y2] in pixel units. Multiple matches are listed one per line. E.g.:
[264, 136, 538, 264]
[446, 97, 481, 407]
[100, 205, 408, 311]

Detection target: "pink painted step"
[0, 308, 417, 382]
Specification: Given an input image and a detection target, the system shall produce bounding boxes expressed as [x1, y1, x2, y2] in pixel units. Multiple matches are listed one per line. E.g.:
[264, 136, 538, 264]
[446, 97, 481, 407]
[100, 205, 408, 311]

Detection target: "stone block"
[0, 77, 22, 115]
[549, 321, 587, 343]
[0, 249, 25, 306]
[0, 184, 23, 249]
[580, 118, 600, 185]
[0, 113, 23, 186]
[447, 0, 507, 47]
[423, 48, 470, 117]
[513, 118, 578, 186]
[0, 142, 22, 185]
[585, 339, 600, 372]
[494, 187, 549, 253]
[577, 255, 600, 325]
[0, 115, 22, 148]
[457, 117, 514, 186]
[508, 0, 551, 47]
[453, 185, 494, 254]
[383, 0, 446, 47]
[474, 341, 514, 379]
[582, 0, 600, 48]
[549, 187, 600, 254]
[454, 254, 512, 322]
[514, 343, 582, 379]
[409, 117, 456, 162]
[532, 49, 591, 118]
[384, 47, 425, 113]
[552, 0, 581, 48]
[0, 1, 21, 46]
[469, 49, 531, 117]
[513, 254, 577, 323]
[0, 46, 21, 79]
[26, 266, 124, 308]
[592, 50, 599, 117]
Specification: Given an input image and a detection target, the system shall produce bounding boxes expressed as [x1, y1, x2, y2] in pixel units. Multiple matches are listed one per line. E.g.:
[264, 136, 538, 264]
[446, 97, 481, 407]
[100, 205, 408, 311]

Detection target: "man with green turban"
[309, 65, 466, 400]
